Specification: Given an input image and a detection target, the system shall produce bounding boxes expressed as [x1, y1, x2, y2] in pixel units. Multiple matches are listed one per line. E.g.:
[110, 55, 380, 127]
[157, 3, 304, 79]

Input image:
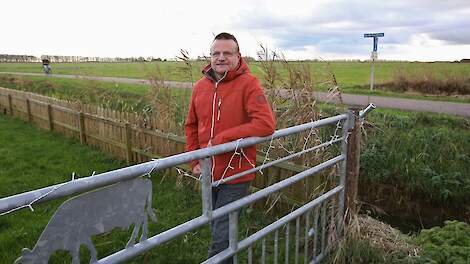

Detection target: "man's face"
[210, 39, 240, 76]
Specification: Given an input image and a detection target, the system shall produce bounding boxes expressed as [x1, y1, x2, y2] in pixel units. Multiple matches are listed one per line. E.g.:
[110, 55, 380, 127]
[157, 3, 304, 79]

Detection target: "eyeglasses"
[210, 51, 237, 59]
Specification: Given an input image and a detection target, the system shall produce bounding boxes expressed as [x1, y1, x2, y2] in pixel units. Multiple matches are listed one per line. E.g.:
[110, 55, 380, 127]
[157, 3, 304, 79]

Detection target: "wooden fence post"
[47, 104, 54, 131]
[345, 108, 361, 216]
[124, 123, 132, 165]
[26, 98, 32, 123]
[7, 94, 13, 116]
[78, 112, 86, 144]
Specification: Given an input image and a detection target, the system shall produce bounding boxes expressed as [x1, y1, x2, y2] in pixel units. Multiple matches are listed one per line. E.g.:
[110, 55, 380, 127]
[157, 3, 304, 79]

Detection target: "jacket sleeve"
[212, 78, 276, 145]
[184, 86, 200, 169]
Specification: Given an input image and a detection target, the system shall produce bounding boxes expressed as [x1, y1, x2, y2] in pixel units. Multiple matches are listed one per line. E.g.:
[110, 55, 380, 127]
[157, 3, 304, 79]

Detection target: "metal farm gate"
[0, 105, 375, 264]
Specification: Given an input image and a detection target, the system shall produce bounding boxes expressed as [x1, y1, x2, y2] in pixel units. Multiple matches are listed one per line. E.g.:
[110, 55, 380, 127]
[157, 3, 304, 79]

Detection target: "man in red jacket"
[185, 32, 276, 262]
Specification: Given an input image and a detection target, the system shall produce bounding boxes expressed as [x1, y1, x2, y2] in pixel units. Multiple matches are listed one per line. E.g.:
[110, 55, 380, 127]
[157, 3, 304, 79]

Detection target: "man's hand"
[192, 164, 201, 175]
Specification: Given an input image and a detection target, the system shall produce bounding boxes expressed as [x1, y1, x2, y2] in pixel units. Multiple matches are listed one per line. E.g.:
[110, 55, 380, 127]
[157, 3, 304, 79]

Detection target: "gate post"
[338, 109, 351, 234]
[345, 107, 361, 216]
[338, 107, 361, 233]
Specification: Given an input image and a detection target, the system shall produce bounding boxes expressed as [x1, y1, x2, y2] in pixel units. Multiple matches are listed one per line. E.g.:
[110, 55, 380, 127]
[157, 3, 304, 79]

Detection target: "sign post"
[364, 33, 384, 90]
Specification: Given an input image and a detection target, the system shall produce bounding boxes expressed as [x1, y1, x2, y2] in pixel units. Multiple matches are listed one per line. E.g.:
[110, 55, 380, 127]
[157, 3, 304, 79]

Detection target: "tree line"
[0, 54, 166, 63]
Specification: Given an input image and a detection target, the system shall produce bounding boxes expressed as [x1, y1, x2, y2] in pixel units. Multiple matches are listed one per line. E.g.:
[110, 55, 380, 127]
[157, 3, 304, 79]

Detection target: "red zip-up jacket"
[185, 59, 276, 184]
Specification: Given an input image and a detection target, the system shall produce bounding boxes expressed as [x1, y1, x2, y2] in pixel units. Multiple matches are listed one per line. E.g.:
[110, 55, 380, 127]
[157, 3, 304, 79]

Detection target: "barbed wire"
[259, 135, 275, 175]
[175, 167, 201, 181]
[258, 118, 345, 211]
[145, 159, 160, 178]
[0, 172, 79, 216]
[212, 138, 262, 187]
[2, 117, 353, 217]
[303, 124, 316, 150]
[276, 138, 294, 155]
[1, 158, 163, 216]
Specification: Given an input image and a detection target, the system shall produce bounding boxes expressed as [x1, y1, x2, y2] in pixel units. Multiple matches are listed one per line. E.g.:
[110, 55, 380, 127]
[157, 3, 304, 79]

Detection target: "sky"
[2, 0, 469, 61]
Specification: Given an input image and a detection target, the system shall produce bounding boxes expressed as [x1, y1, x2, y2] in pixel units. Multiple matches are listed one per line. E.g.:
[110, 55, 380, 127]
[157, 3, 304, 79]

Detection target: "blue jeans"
[208, 182, 250, 264]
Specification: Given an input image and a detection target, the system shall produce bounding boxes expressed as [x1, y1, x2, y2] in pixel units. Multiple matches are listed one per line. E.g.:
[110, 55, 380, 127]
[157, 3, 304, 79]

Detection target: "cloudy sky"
[2, 0, 469, 61]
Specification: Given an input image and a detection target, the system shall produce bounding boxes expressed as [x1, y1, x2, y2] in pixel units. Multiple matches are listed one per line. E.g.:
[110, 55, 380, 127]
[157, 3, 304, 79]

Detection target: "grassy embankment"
[1, 61, 469, 103]
[360, 109, 469, 229]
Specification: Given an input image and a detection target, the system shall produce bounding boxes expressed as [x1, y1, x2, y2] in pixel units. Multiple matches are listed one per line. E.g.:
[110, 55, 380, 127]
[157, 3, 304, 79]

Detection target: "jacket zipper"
[211, 71, 227, 140]
[210, 90, 217, 140]
[210, 71, 227, 181]
[217, 98, 221, 121]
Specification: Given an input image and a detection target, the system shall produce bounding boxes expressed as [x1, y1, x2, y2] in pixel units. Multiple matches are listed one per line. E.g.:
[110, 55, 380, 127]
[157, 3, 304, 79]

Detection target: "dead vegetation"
[378, 69, 470, 96]
[255, 45, 342, 168]
[330, 213, 421, 263]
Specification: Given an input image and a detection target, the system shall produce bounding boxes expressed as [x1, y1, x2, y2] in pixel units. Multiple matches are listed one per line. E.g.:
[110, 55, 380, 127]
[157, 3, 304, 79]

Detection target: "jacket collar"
[202, 58, 250, 83]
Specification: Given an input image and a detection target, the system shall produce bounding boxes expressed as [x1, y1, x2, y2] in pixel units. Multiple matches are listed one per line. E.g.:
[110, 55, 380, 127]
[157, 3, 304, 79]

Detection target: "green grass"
[324, 216, 470, 264]
[316, 106, 470, 209]
[0, 114, 209, 263]
[0, 114, 289, 264]
[339, 85, 470, 104]
[416, 220, 470, 263]
[1, 61, 470, 102]
[318, 61, 470, 87]
[0, 74, 149, 95]
[0, 75, 155, 113]
[1, 72, 469, 106]
[0, 62, 204, 83]
[360, 108, 470, 204]
[2, 61, 470, 86]
[0, 114, 349, 264]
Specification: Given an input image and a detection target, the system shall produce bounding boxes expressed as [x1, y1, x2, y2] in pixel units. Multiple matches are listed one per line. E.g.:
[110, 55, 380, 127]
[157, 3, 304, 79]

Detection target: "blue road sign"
[364, 33, 384, 38]
[364, 33, 384, 52]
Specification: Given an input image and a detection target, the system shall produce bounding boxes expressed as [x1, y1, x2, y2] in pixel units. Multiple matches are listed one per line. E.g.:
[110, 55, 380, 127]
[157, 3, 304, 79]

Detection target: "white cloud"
[0, 0, 469, 61]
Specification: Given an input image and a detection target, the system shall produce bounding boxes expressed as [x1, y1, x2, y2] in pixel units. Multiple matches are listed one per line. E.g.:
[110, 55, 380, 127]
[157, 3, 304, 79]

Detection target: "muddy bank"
[358, 180, 469, 233]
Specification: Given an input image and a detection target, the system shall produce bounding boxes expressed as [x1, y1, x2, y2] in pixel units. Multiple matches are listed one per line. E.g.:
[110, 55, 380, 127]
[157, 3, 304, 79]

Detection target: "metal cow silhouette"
[14, 177, 157, 264]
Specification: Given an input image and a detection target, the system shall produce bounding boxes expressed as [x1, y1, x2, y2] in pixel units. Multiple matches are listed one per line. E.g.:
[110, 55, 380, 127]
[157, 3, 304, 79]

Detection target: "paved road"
[1, 72, 469, 117]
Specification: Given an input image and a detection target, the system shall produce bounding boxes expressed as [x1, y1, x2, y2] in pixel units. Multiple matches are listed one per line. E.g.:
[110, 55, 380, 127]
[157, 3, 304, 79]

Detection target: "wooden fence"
[0, 87, 343, 209]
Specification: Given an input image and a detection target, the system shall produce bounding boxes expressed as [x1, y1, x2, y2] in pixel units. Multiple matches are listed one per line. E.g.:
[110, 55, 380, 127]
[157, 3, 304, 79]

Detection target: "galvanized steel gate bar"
[0, 105, 375, 264]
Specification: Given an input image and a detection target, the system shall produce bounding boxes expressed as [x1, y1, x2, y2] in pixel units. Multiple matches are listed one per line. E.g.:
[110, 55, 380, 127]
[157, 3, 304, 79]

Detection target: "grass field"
[1, 72, 469, 104]
[1, 61, 470, 88]
[0, 114, 214, 263]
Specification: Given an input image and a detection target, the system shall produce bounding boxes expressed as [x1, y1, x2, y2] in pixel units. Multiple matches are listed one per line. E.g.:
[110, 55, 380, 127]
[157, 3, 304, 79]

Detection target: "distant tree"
[243, 56, 256, 62]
